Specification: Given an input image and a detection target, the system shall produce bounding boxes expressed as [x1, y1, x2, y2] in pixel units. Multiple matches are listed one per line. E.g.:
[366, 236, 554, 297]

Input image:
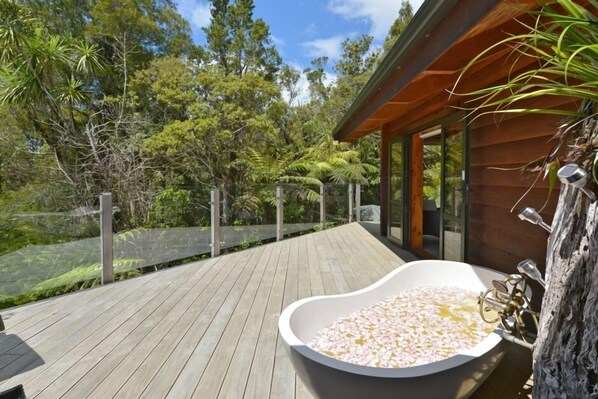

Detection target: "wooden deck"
[0, 223, 532, 398]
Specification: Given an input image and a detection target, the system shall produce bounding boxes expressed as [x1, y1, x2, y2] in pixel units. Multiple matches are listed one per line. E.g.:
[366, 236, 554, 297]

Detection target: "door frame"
[439, 120, 470, 261]
[387, 136, 410, 247]
[386, 113, 470, 260]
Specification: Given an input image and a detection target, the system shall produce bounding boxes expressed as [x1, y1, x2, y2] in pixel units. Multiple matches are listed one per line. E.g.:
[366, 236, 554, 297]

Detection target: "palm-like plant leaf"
[74, 41, 105, 75]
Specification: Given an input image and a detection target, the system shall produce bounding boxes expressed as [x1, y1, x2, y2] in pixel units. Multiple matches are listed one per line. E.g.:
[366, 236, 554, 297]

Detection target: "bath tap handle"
[492, 280, 508, 293]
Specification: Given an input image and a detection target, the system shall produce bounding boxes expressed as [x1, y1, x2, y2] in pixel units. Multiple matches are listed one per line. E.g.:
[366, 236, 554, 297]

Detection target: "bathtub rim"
[278, 260, 507, 378]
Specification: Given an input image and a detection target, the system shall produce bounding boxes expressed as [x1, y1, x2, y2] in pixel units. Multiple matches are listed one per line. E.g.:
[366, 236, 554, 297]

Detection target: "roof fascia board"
[333, 0, 501, 141]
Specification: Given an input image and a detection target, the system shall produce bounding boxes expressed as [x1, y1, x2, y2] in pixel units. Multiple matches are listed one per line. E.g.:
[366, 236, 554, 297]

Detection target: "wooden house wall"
[467, 96, 578, 277]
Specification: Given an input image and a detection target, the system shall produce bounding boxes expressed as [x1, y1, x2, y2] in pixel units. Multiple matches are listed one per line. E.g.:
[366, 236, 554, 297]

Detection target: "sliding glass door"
[441, 122, 466, 261]
[389, 139, 405, 245]
[387, 120, 467, 260]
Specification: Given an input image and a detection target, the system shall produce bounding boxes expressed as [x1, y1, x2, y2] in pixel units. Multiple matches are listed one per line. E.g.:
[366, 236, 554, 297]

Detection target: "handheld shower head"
[557, 163, 596, 201]
[518, 207, 552, 233]
[517, 259, 545, 288]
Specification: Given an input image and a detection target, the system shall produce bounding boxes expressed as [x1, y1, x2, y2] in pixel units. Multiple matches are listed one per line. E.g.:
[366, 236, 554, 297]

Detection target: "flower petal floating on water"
[308, 287, 496, 369]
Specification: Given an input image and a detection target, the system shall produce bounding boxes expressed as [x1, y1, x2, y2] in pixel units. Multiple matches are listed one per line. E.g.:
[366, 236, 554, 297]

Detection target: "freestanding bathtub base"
[286, 338, 507, 399]
[279, 260, 510, 399]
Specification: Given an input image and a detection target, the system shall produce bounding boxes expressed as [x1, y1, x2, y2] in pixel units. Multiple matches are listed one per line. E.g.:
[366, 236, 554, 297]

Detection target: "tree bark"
[533, 119, 598, 397]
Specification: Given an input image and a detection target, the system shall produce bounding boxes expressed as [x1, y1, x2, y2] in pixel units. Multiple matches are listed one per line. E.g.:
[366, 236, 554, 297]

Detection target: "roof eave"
[332, 0, 464, 141]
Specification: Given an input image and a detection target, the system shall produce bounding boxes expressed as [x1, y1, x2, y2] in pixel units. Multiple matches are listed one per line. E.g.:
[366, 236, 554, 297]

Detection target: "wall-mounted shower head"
[517, 259, 545, 288]
[557, 163, 597, 202]
[518, 207, 552, 233]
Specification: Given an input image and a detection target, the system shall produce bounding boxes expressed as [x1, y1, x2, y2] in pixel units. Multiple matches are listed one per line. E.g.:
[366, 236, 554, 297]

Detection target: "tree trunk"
[533, 123, 598, 397]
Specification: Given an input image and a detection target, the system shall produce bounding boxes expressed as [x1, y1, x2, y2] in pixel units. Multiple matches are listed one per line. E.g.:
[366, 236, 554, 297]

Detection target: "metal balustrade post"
[356, 183, 361, 222]
[320, 185, 326, 230]
[348, 183, 354, 223]
[100, 192, 113, 285]
[211, 189, 221, 257]
[277, 186, 284, 241]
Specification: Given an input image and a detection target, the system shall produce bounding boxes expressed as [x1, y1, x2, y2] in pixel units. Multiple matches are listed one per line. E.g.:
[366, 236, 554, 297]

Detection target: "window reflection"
[390, 141, 403, 244]
[443, 123, 464, 261]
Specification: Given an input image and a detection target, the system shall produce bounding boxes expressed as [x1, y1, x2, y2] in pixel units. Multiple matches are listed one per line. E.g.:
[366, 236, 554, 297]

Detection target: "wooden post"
[211, 189, 220, 257]
[276, 186, 284, 241]
[356, 183, 361, 222]
[380, 131, 389, 236]
[100, 192, 113, 285]
[348, 183, 354, 223]
[320, 185, 326, 230]
[411, 133, 424, 251]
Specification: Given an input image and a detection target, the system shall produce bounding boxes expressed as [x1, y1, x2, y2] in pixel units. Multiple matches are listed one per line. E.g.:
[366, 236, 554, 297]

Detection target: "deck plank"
[1, 272, 163, 360]
[25, 266, 190, 398]
[294, 236, 315, 399]
[60, 258, 221, 399]
[0, 282, 122, 352]
[172, 244, 273, 399]
[242, 239, 288, 399]
[33, 266, 191, 399]
[322, 229, 361, 292]
[325, 226, 374, 289]
[113, 252, 247, 399]
[0, 280, 121, 332]
[140, 249, 260, 399]
[296, 236, 311, 300]
[0, 270, 169, 390]
[270, 237, 299, 399]
[216, 241, 289, 399]
[87, 255, 239, 399]
[305, 235, 326, 296]
[340, 224, 397, 280]
[317, 232, 351, 294]
[81, 258, 228, 398]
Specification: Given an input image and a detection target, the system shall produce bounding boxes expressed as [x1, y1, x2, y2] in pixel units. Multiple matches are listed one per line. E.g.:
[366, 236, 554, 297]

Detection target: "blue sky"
[176, 0, 424, 69]
[175, 0, 424, 103]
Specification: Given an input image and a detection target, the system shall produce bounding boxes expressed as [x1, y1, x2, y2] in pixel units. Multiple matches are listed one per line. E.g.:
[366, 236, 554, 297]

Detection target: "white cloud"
[192, 3, 211, 28]
[281, 65, 309, 106]
[271, 35, 285, 47]
[411, 0, 425, 12]
[301, 35, 345, 60]
[177, 0, 211, 31]
[323, 71, 338, 88]
[281, 64, 338, 106]
[305, 23, 317, 37]
[328, 0, 424, 39]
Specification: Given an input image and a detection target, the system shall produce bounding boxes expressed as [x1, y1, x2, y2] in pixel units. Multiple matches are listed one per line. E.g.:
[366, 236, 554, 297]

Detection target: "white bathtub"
[278, 260, 509, 399]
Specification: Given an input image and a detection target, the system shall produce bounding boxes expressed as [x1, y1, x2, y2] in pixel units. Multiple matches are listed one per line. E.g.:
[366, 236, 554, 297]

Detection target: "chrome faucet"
[517, 259, 545, 288]
[478, 272, 539, 349]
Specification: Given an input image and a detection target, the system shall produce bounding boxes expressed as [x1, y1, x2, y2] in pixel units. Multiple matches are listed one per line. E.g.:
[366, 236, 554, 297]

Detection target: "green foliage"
[203, 0, 281, 80]
[25, 0, 89, 37]
[383, 1, 414, 54]
[423, 145, 441, 205]
[304, 57, 330, 103]
[130, 56, 196, 123]
[150, 188, 193, 227]
[87, 0, 193, 58]
[335, 35, 378, 78]
[0, 210, 100, 256]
